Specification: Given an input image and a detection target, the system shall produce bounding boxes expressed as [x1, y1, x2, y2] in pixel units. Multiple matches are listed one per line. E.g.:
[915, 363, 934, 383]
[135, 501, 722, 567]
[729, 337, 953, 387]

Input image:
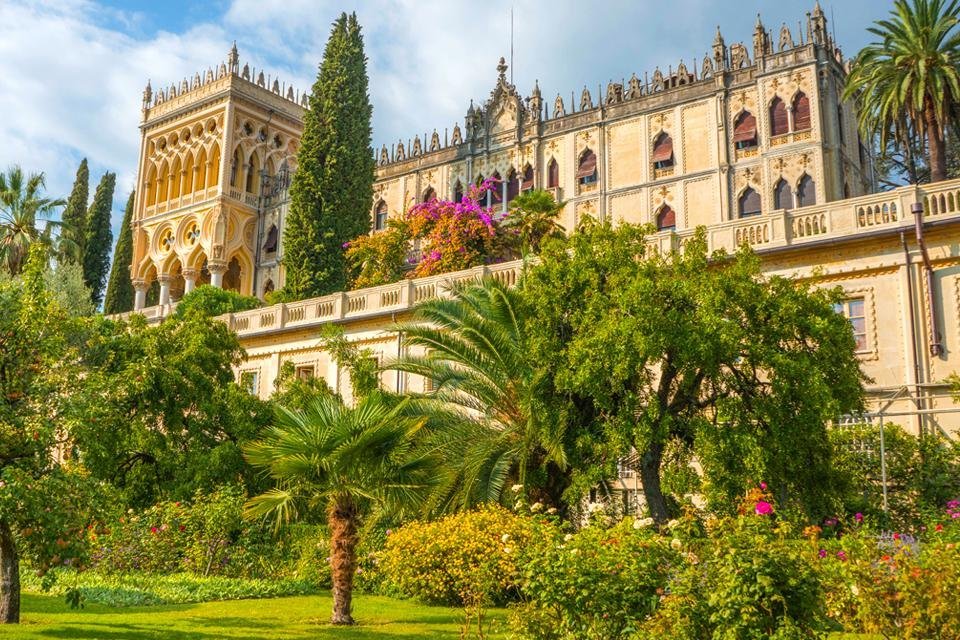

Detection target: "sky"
[0, 0, 896, 239]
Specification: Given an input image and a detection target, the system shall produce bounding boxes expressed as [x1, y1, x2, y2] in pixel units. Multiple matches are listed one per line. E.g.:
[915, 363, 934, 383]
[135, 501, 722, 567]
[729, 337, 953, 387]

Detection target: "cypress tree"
[61, 158, 89, 262]
[83, 172, 116, 306]
[103, 190, 135, 314]
[283, 12, 374, 299]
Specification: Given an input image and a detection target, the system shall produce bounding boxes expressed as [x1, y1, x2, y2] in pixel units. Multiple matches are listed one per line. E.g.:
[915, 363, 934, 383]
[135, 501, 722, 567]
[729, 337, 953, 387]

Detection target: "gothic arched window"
[652, 133, 674, 170]
[769, 97, 789, 137]
[422, 186, 436, 203]
[793, 92, 811, 131]
[738, 187, 762, 217]
[577, 149, 598, 185]
[774, 178, 793, 210]
[262, 224, 279, 253]
[230, 149, 241, 187]
[797, 173, 816, 207]
[506, 168, 520, 202]
[454, 180, 464, 203]
[521, 164, 535, 192]
[245, 152, 259, 194]
[374, 200, 388, 231]
[490, 171, 503, 203]
[733, 111, 757, 149]
[547, 158, 559, 188]
[656, 205, 676, 231]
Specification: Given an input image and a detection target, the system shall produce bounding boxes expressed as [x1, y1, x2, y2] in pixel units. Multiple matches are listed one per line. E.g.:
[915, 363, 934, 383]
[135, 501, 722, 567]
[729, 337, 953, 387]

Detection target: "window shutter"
[733, 112, 757, 143]
[262, 224, 279, 252]
[797, 174, 816, 207]
[548, 159, 559, 187]
[793, 93, 811, 130]
[656, 206, 676, 230]
[651, 135, 674, 163]
[770, 98, 789, 136]
[576, 151, 597, 178]
[774, 179, 793, 210]
[507, 170, 520, 202]
[739, 188, 761, 217]
[521, 165, 534, 190]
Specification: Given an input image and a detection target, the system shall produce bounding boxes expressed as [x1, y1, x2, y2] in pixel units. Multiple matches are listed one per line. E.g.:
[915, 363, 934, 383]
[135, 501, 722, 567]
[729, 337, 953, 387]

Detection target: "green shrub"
[513, 517, 680, 640]
[380, 505, 535, 606]
[172, 285, 260, 319]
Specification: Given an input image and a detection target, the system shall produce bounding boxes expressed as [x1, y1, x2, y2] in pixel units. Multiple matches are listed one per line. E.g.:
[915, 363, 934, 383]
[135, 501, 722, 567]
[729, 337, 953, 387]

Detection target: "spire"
[531, 78, 541, 97]
[714, 24, 724, 46]
[142, 79, 152, 109]
[529, 79, 543, 120]
[713, 25, 727, 71]
[809, 0, 828, 45]
[753, 13, 771, 59]
[227, 41, 239, 74]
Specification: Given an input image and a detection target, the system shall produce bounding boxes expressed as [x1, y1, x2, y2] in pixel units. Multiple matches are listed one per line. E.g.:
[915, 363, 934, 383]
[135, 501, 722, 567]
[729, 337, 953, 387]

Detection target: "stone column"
[157, 275, 172, 306]
[182, 268, 198, 294]
[133, 279, 149, 310]
[786, 104, 795, 134]
[208, 262, 227, 288]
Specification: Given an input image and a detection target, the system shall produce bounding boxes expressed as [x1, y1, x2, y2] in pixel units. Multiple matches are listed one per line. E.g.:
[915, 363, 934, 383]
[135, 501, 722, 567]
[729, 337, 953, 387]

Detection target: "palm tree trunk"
[926, 99, 947, 183]
[328, 498, 359, 625]
[0, 520, 20, 624]
[639, 441, 670, 525]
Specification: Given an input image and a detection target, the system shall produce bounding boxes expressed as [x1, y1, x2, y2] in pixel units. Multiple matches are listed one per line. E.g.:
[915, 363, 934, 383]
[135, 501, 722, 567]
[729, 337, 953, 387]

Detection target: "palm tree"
[844, 0, 960, 182]
[502, 189, 565, 256]
[243, 392, 434, 625]
[388, 278, 570, 513]
[0, 166, 66, 275]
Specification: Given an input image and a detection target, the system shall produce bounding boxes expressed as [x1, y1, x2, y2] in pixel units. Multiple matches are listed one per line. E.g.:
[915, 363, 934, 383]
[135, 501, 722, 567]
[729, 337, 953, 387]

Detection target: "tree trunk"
[639, 441, 670, 525]
[926, 99, 947, 183]
[328, 498, 359, 626]
[0, 520, 20, 624]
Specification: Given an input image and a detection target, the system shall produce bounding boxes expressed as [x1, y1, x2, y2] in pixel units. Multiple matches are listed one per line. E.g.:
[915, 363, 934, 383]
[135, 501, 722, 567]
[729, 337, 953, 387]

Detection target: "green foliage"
[59, 158, 88, 264]
[521, 221, 865, 522]
[345, 216, 412, 288]
[844, 0, 960, 181]
[390, 278, 577, 514]
[25, 570, 318, 607]
[503, 189, 565, 256]
[381, 506, 534, 606]
[271, 360, 337, 413]
[81, 171, 115, 306]
[171, 284, 260, 319]
[70, 310, 271, 508]
[103, 191, 135, 314]
[282, 12, 374, 300]
[830, 422, 960, 528]
[318, 324, 380, 399]
[44, 262, 96, 317]
[0, 165, 66, 276]
[514, 518, 679, 640]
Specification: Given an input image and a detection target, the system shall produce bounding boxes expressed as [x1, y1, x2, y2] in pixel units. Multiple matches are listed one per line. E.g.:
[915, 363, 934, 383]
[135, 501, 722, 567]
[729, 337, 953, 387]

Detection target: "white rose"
[670, 538, 683, 551]
[634, 517, 654, 529]
[501, 533, 511, 543]
[563, 533, 574, 542]
[667, 519, 680, 529]
[530, 502, 544, 513]
[511, 484, 524, 493]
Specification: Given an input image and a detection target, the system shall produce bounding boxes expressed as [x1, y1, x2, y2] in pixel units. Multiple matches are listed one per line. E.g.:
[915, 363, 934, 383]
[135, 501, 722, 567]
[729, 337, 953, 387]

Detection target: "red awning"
[651, 137, 673, 163]
[576, 153, 597, 178]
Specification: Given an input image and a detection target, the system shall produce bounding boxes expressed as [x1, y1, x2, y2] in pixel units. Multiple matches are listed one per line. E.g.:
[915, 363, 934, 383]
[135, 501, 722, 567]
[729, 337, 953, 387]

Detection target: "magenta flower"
[759, 482, 767, 490]
[818, 549, 827, 558]
[836, 550, 847, 561]
[150, 526, 158, 534]
[824, 517, 838, 527]
[854, 512, 863, 523]
[754, 501, 773, 516]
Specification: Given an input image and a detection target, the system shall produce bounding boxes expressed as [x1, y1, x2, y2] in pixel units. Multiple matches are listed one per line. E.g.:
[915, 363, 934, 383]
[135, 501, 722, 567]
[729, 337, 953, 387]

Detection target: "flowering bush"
[380, 505, 534, 606]
[344, 218, 412, 289]
[512, 516, 680, 640]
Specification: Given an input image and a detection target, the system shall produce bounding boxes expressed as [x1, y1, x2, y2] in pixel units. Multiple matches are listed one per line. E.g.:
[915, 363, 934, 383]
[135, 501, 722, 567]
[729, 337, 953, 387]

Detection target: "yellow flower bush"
[380, 505, 534, 606]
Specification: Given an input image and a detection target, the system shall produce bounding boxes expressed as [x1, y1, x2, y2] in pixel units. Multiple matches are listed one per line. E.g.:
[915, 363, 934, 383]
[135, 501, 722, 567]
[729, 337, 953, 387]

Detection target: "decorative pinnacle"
[497, 56, 508, 81]
[532, 79, 541, 96]
[714, 25, 724, 44]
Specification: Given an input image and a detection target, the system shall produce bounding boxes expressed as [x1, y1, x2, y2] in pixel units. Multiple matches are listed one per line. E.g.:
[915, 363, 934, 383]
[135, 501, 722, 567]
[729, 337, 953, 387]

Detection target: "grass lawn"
[7, 592, 510, 639]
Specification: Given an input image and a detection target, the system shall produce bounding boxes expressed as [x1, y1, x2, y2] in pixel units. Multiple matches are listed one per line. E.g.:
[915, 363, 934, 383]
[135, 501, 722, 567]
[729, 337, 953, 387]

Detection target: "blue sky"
[0, 0, 895, 238]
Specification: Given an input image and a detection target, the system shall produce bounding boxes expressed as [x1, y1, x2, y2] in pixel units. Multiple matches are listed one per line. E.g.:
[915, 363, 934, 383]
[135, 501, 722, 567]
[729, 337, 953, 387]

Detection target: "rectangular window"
[240, 370, 260, 395]
[834, 298, 868, 352]
[295, 365, 315, 381]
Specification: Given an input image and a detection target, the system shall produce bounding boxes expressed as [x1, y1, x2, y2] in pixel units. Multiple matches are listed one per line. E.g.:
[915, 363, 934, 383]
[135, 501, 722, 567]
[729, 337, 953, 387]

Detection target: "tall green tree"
[845, 0, 960, 182]
[0, 166, 65, 276]
[283, 12, 374, 299]
[82, 172, 115, 306]
[60, 158, 89, 263]
[522, 221, 866, 523]
[389, 279, 577, 513]
[103, 190, 135, 314]
[244, 393, 434, 625]
[504, 189, 566, 256]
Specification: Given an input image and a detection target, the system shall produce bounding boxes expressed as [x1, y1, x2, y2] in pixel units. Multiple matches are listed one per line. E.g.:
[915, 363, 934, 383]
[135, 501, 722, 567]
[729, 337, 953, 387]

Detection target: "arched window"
[263, 280, 274, 296]
[208, 144, 221, 188]
[223, 257, 242, 292]
[453, 181, 463, 203]
[652, 133, 674, 170]
[490, 171, 503, 203]
[374, 200, 388, 231]
[837, 104, 845, 144]
[262, 224, 279, 253]
[169, 156, 182, 199]
[422, 186, 436, 203]
[521, 164, 534, 192]
[738, 187, 762, 217]
[844, 182, 851, 199]
[547, 158, 559, 188]
[474, 174, 487, 207]
[245, 152, 259, 194]
[157, 162, 168, 203]
[797, 173, 816, 207]
[769, 97, 789, 137]
[146, 164, 157, 206]
[774, 178, 793, 210]
[506, 168, 519, 202]
[194, 147, 207, 192]
[656, 205, 676, 231]
[793, 92, 811, 131]
[183, 153, 195, 195]
[733, 111, 757, 149]
[577, 149, 597, 184]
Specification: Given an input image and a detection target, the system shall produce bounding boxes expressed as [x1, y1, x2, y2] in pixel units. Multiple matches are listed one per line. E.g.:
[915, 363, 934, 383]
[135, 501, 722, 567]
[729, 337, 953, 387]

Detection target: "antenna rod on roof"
[510, 5, 514, 84]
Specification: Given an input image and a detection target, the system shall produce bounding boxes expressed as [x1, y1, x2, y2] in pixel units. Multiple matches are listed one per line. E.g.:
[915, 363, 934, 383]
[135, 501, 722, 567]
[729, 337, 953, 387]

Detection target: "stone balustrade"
[116, 178, 960, 336]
